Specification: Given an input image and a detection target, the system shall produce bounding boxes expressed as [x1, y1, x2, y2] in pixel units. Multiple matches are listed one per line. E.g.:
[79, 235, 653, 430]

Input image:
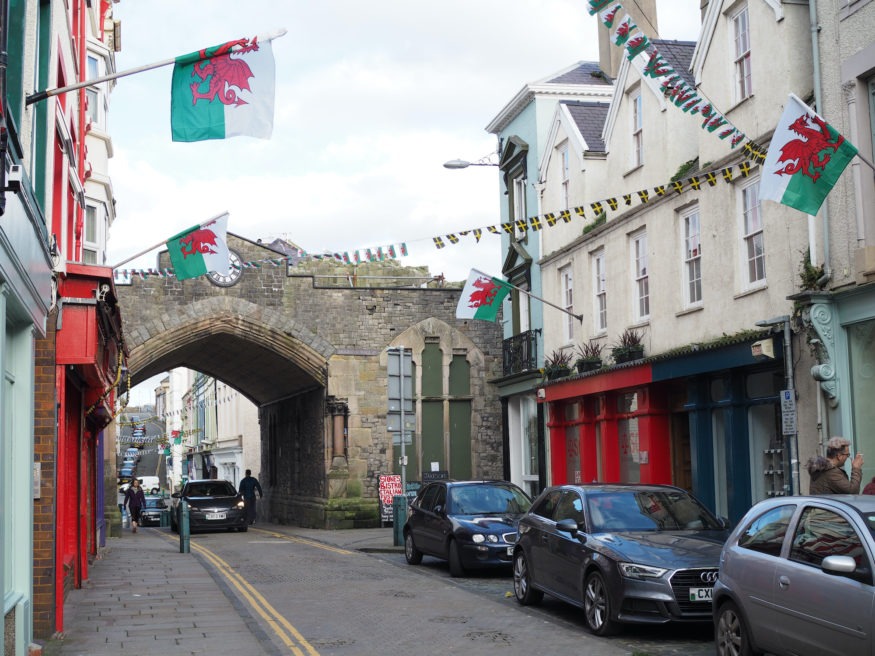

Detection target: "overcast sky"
[110, 0, 701, 404]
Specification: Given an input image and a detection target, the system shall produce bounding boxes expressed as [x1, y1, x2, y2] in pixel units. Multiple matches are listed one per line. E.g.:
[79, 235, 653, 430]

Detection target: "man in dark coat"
[806, 436, 864, 494]
[239, 469, 263, 525]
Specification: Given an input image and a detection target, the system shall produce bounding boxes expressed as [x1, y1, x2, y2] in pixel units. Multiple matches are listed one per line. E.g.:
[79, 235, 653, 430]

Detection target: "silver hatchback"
[714, 495, 875, 656]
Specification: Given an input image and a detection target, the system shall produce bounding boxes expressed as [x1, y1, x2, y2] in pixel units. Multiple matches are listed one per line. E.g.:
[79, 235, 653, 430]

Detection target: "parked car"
[138, 475, 160, 494]
[139, 495, 168, 527]
[170, 479, 247, 533]
[121, 457, 136, 469]
[513, 483, 730, 636]
[117, 465, 136, 486]
[124, 447, 140, 462]
[714, 495, 875, 656]
[403, 479, 532, 577]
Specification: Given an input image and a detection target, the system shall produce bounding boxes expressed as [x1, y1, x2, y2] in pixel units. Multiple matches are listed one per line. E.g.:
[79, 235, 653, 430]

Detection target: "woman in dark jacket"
[806, 436, 864, 494]
[124, 478, 147, 533]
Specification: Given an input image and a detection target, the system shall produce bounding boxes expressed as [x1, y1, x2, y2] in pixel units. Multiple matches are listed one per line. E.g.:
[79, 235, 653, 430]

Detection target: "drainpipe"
[809, 0, 832, 287]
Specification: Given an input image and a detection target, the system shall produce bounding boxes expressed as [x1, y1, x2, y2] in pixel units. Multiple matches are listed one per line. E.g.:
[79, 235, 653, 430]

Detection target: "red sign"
[378, 474, 403, 522]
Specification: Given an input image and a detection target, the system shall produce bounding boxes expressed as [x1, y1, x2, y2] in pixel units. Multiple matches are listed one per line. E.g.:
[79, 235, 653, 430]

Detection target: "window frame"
[630, 87, 643, 167]
[560, 264, 574, 343]
[740, 176, 766, 288]
[592, 249, 607, 334]
[682, 206, 703, 307]
[732, 4, 752, 102]
[631, 230, 649, 321]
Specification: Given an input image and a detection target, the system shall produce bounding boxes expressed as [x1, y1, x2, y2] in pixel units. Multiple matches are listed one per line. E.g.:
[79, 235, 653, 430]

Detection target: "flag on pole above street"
[456, 269, 512, 322]
[170, 35, 276, 142]
[166, 214, 230, 280]
[760, 93, 858, 215]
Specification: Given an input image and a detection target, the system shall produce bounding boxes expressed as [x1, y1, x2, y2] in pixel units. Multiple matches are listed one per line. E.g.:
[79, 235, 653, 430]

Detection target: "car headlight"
[471, 534, 500, 544]
[236, 501, 245, 509]
[618, 562, 668, 580]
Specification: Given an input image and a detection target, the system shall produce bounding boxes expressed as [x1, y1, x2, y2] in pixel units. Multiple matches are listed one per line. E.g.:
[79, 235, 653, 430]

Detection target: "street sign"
[780, 389, 795, 412]
[781, 389, 797, 435]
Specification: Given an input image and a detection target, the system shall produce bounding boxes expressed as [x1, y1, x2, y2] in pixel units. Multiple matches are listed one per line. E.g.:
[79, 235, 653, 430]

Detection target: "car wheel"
[404, 531, 423, 565]
[448, 539, 465, 577]
[513, 550, 543, 606]
[715, 600, 760, 656]
[584, 570, 618, 636]
[238, 526, 248, 532]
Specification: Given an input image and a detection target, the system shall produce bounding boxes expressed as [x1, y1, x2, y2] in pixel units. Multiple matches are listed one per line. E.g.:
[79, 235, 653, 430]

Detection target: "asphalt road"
[175, 527, 714, 656]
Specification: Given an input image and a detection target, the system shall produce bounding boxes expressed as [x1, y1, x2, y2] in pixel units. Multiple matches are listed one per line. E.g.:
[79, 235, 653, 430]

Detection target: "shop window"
[746, 370, 781, 398]
[710, 377, 729, 402]
[712, 409, 729, 517]
[849, 319, 875, 457]
[618, 416, 641, 483]
[565, 403, 580, 484]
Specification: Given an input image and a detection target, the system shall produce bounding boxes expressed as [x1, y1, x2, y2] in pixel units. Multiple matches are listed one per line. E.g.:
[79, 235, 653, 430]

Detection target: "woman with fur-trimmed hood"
[806, 436, 864, 495]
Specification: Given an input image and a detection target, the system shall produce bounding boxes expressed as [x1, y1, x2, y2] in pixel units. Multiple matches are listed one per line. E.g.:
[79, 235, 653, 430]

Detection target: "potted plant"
[544, 349, 573, 380]
[611, 328, 645, 364]
[574, 341, 603, 373]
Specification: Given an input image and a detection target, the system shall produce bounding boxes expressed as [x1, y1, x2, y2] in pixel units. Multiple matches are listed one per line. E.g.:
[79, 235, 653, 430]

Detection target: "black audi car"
[170, 479, 247, 533]
[512, 484, 730, 636]
[403, 479, 532, 577]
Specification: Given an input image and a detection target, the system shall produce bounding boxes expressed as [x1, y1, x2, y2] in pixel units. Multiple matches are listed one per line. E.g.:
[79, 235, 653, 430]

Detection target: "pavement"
[39, 523, 404, 656]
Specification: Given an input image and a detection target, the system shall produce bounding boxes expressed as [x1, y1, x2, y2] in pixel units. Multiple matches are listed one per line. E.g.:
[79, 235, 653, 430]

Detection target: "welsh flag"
[166, 214, 230, 281]
[760, 94, 858, 215]
[171, 35, 275, 142]
[456, 269, 512, 322]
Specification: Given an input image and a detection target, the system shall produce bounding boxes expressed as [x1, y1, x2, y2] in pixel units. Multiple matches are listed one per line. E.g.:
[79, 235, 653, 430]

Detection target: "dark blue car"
[403, 480, 532, 577]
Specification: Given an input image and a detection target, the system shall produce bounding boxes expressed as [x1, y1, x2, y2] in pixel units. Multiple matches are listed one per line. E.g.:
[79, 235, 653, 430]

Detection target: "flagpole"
[472, 269, 583, 323]
[110, 211, 229, 269]
[25, 29, 288, 106]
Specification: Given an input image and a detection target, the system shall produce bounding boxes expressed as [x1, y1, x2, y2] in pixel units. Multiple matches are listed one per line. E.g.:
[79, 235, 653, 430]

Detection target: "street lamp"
[443, 155, 499, 169]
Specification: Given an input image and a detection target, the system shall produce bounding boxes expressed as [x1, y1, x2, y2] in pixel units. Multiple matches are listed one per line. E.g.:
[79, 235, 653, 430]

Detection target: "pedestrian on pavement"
[124, 478, 146, 533]
[239, 469, 263, 525]
[863, 477, 875, 494]
[806, 436, 864, 494]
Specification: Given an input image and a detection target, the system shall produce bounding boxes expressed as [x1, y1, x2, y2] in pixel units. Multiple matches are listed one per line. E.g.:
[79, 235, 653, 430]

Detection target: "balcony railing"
[502, 330, 540, 377]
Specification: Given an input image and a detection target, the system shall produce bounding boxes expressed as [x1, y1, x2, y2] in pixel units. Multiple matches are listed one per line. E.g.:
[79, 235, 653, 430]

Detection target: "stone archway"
[116, 234, 504, 527]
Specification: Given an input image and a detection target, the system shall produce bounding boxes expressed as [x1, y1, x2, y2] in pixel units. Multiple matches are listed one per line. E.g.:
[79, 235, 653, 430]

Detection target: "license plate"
[689, 587, 713, 601]
[206, 512, 226, 520]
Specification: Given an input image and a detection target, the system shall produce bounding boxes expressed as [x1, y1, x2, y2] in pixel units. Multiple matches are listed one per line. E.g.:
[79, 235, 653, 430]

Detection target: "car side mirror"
[433, 504, 444, 515]
[556, 518, 586, 542]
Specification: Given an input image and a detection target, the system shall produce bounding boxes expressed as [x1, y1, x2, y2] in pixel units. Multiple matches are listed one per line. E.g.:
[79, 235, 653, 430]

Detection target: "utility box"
[392, 495, 408, 546]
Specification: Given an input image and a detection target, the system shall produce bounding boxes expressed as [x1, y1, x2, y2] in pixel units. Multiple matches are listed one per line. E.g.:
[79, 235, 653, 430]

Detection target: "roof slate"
[546, 61, 611, 86]
[651, 39, 696, 87]
[562, 101, 610, 152]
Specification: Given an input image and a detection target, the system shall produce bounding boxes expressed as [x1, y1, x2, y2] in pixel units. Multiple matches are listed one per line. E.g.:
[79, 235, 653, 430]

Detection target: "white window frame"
[83, 201, 106, 265]
[560, 265, 574, 343]
[630, 88, 643, 167]
[512, 175, 527, 239]
[682, 207, 703, 307]
[559, 142, 570, 210]
[593, 249, 607, 334]
[740, 177, 766, 287]
[631, 231, 649, 321]
[732, 4, 752, 102]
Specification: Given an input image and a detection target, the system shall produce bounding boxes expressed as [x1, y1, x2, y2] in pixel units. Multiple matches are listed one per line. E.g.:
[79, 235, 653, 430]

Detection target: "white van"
[138, 476, 160, 494]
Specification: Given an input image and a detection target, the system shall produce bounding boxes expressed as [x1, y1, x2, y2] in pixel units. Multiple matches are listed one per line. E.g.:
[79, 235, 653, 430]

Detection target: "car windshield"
[187, 482, 236, 497]
[448, 484, 531, 515]
[586, 489, 722, 532]
[144, 497, 166, 509]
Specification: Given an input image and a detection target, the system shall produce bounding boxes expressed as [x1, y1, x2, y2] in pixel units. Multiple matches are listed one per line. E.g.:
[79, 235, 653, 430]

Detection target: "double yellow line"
[159, 532, 323, 655]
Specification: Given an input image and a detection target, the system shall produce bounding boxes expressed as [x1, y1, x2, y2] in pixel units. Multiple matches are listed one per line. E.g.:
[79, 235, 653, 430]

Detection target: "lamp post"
[755, 315, 798, 495]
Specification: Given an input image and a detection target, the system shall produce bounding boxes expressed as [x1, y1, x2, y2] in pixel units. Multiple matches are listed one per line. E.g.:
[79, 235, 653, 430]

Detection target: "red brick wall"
[32, 309, 58, 638]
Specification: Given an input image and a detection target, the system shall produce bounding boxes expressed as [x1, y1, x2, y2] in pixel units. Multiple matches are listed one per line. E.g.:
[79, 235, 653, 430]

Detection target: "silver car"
[714, 495, 875, 656]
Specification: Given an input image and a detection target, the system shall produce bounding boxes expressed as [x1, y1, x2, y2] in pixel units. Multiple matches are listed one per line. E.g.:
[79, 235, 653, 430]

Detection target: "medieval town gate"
[116, 234, 504, 527]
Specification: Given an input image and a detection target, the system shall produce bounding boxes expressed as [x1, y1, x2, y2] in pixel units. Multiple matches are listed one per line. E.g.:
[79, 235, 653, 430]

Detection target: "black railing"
[502, 330, 540, 376]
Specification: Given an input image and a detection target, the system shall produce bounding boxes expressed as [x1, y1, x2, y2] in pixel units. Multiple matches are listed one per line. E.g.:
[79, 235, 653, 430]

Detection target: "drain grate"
[464, 630, 512, 644]
[431, 615, 469, 624]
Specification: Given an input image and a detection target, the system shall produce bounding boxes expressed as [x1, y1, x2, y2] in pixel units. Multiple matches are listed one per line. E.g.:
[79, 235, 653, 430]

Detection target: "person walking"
[239, 469, 263, 525]
[124, 478, 147, 533]
[806, 436, 864, 494]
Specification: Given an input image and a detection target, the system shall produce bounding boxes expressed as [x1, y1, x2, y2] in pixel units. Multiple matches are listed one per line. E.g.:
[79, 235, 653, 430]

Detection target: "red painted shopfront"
[542, 364, 672, 488]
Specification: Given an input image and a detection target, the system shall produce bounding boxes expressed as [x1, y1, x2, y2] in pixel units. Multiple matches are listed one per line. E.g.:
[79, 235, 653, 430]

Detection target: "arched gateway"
[116, 234, 504, 527]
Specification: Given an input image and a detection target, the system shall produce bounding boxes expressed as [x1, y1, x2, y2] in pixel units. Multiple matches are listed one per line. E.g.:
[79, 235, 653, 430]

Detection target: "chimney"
[597, 0, 659, 79]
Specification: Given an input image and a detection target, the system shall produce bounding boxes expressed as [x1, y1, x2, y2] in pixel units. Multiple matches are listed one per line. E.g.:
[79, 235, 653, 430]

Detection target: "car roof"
[751, 494, 875, 513]
[545, 483, 689, 494]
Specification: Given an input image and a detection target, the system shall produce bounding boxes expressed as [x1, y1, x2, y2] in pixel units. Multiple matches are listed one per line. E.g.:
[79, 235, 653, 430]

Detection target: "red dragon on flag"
[188, 37, 260, 107]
